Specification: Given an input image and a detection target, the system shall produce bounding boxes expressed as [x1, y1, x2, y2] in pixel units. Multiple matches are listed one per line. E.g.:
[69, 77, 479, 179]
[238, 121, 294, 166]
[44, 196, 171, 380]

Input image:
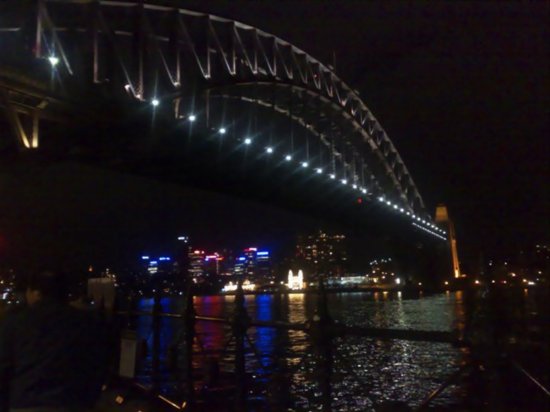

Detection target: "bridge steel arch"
[0, 0, 445, 232]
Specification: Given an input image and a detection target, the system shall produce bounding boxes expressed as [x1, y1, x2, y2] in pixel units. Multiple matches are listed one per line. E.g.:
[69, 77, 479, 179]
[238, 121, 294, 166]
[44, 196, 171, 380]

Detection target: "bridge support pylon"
[435, 204, 461, 278]
[0, 89, 43, 149]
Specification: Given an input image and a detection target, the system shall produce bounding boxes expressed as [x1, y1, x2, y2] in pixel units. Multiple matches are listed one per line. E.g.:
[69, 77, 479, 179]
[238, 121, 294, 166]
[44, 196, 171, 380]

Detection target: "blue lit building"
[233, 248, 273, 285]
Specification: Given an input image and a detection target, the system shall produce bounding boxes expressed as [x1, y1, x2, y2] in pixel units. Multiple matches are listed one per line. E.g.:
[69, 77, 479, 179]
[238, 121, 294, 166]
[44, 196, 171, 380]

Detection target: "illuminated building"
[232, 247, 272, 284]
[243, 247, 257, 278]
[296, 230, 347, 281]
[256, 250, 273, 284]
[188, 249, 205, 283]
[368, 258, 397, 285]
[141, 255, 173, 275]
[234, 256, 246, 277]
[287, 269, 305, 290]
[326, 275, 368, 288]
[204, 253, 224, 276]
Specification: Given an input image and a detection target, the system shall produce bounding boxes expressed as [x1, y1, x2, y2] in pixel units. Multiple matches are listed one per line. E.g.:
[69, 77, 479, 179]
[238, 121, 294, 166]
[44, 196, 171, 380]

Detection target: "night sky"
[185, 1, 548, 259]
[0, 1, 548, 270]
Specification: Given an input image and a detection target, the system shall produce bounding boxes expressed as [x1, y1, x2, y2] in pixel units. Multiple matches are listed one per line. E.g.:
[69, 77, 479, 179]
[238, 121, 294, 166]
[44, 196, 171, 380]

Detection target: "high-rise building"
[141, 255, 174, 275]
[204, 253, 224, 276]
[233, 255, 246, 277]
[232, 247, 273, 285]
[243, 247, 257, 278]
[256, 250, 273, 281]
[296, 230, 347, 281]
[188, 249, 206, 283]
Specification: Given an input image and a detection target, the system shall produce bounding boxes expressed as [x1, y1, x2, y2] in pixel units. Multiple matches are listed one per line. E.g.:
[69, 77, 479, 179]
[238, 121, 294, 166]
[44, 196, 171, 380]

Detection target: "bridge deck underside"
[0, 0, 447, 241]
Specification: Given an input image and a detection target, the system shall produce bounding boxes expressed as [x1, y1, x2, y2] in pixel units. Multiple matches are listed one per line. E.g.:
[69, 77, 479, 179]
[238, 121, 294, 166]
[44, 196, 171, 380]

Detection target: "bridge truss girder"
[0, 0, 430, 217]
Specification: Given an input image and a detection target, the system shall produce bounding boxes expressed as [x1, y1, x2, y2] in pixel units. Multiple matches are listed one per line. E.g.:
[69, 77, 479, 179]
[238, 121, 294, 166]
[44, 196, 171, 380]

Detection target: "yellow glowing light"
[287, 269, 305, 290]
[222, 280, 256, 293]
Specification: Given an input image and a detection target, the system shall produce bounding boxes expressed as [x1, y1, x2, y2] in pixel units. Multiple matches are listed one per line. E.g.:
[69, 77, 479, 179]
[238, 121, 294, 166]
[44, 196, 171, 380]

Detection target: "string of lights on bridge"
[46, 54, 445, 241]
[173, 107, 447, 241]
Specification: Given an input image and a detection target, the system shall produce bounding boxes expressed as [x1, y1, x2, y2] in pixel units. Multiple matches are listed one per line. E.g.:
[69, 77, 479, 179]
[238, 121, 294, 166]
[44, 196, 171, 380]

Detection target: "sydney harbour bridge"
[0, 4, 477, 410]
[0, 0, 448, 257]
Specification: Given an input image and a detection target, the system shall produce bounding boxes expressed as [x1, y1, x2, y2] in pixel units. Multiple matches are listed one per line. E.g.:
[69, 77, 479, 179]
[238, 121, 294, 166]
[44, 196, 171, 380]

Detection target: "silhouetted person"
[0, 270, 108, 412]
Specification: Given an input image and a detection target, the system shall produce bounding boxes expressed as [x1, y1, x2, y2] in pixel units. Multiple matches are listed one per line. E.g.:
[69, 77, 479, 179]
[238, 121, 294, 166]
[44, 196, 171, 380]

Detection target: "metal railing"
[107, 280, 476, 412]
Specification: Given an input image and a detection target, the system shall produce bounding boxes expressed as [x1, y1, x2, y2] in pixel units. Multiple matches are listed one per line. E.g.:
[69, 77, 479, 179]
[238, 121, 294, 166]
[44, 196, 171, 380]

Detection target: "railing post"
[126, 293, 136, 329]
[151, 291, 162, 390]
[182, 285, 196, 407]
[232, 280, 250, 411]
[308, 277, 333, 412]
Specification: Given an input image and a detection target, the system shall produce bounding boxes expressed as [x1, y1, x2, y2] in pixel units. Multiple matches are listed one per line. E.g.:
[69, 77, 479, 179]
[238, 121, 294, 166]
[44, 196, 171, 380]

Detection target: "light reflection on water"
[134, 291, 468, 410]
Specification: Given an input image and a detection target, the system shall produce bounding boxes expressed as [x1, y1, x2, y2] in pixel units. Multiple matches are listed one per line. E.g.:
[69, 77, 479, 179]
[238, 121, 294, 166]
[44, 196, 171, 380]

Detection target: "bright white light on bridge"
[393, 204, 398, 210]
[219, 127, 226, 134]
[352, 184, 357, 189]
[341, 179, 347, 185]
[266, 147, 273, 153]
[400, 208, 404, 213]
[188, 114, 196, 122]
[244, 138, 252, 145]
[330, 174, 336, 179]
[302, 162, 309, 168]
[151, 99, 160, 107]
[386, 201, 392, 206]
[395, 278, 401, 285]
[48, 56, 60, 67]
[285, 154, 292, 161]
[362, 189, 367, 194]
[316, 168, 323, 174]
[378, 197, 384, 202]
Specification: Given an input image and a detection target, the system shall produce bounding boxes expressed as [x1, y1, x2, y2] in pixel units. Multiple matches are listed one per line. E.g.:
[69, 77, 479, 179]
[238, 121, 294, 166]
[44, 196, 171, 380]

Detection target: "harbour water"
[132, 291, 470, 410]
